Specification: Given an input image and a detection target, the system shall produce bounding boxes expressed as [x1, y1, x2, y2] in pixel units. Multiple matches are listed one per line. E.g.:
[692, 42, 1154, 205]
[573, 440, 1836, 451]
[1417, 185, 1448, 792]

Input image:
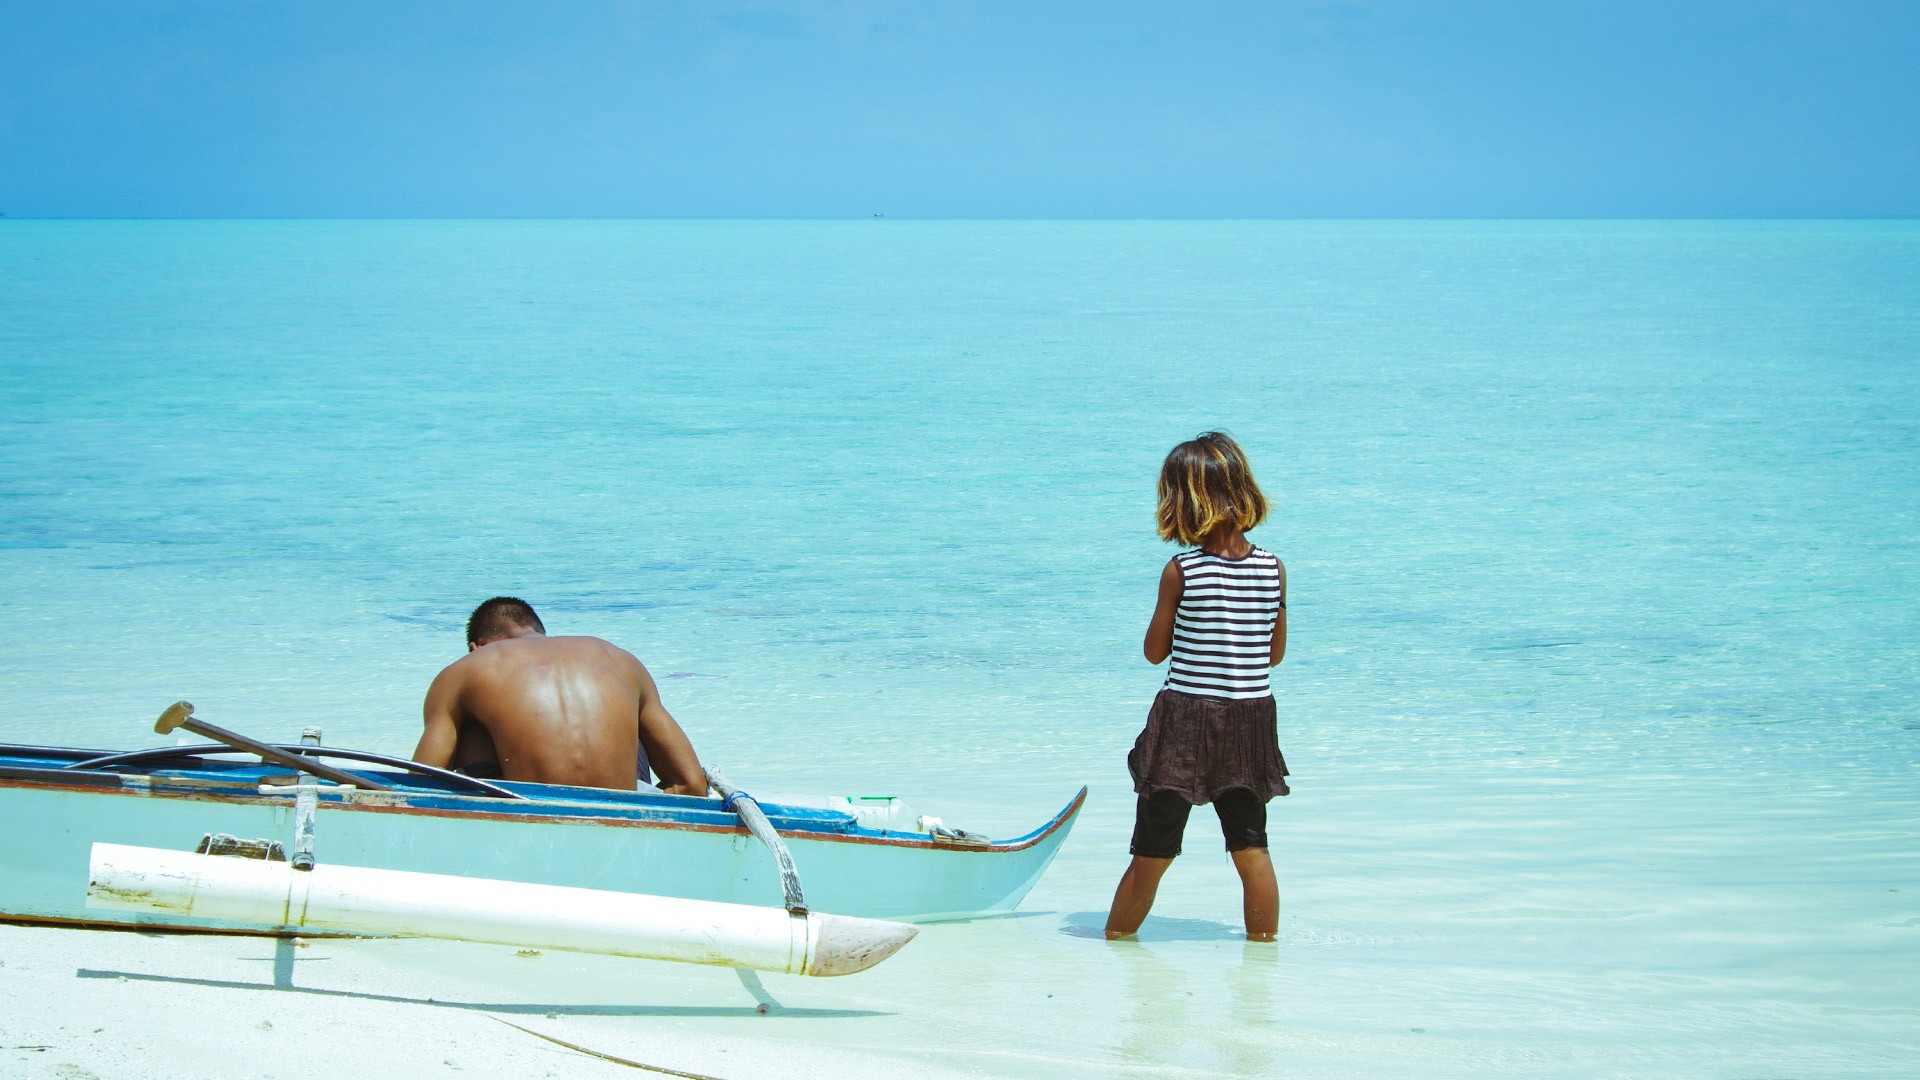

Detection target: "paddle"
[154, 702, 393, 792]
[705, 767, 807, 915]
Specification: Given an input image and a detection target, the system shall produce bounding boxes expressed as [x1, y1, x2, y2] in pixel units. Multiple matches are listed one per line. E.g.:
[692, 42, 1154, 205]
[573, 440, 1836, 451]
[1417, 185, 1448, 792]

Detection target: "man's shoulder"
[466, 635, 643, 676]
[547, 635, 644, 668]
[550, 634, 616, 645]
[426, 651, 478, 701]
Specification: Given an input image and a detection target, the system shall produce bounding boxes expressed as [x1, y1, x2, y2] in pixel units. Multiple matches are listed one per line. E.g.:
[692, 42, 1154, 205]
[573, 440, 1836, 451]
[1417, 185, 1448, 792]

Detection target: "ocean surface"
[2, 219, 1916, 1077]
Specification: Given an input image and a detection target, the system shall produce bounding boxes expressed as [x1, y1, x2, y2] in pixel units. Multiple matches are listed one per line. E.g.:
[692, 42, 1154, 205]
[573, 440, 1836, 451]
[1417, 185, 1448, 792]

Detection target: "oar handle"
[707, 767, 807, 915]
[152, 702, 393, 792]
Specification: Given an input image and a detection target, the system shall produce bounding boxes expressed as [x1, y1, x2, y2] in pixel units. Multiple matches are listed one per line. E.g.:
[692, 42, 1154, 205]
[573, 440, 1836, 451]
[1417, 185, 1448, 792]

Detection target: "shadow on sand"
[74, 967, 890, 1019]
[1055, 910, 1244, 941]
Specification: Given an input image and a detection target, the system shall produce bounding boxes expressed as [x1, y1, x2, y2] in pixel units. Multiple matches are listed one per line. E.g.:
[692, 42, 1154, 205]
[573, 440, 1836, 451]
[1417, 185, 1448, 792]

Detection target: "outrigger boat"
[0, 704, 1085, 977]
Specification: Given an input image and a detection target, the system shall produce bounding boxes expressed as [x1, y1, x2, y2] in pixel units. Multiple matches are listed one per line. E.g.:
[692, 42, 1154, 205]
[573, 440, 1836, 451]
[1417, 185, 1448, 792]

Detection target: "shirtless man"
[413, 597, 707, 794]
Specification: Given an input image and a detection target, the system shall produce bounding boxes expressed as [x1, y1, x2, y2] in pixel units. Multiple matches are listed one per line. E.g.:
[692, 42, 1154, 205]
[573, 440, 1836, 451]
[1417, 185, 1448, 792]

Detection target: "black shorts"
[1129, 787, 1268, 858]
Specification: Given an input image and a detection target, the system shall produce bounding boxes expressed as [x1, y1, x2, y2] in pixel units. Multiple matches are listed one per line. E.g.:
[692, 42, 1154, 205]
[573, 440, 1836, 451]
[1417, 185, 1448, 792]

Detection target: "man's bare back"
[413, 599, 705, 794]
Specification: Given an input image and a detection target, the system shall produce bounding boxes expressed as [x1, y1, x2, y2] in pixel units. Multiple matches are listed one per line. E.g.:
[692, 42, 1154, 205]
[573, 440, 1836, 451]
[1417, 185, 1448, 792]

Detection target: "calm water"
[2, 220, 1917, 1076]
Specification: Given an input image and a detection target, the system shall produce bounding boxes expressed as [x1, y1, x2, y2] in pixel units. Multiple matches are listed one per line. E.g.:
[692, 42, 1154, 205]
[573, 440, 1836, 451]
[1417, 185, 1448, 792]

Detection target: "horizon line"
[4, 214, 1917, 224]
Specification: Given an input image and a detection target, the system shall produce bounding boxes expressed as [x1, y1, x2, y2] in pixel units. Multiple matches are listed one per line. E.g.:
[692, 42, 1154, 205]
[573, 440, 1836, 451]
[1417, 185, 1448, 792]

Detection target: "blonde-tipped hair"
[1155, 431, 1269, 546]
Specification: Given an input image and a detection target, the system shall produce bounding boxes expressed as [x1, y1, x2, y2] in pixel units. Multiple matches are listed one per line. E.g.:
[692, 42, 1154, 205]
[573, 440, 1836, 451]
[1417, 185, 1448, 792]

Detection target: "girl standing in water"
[1105, 431, 1289, 942]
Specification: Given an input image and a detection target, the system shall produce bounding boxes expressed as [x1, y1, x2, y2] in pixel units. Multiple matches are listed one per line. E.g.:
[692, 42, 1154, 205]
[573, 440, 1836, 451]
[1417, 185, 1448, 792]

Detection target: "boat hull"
[0, 750, 1083, 932]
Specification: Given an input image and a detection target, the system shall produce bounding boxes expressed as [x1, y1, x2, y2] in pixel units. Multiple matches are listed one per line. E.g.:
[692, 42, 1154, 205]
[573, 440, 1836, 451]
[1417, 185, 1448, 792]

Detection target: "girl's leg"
[1214, 789, 1279, 941]
[1105, 855, 1175, 939]
[1230, 846, 1279, 941]
[1108, 792, 1191, 939]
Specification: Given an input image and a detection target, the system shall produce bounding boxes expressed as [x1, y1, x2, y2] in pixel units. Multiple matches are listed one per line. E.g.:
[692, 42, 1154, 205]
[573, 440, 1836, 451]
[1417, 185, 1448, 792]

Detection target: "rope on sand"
[489, 1016, 728, 1080]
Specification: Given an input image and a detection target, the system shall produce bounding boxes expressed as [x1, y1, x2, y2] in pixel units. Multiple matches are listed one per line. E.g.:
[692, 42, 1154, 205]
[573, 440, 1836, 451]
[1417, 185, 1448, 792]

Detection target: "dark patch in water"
[385, 614, 458, 630]
[89, 559, 204, 570]
[557, 599, 672, 613]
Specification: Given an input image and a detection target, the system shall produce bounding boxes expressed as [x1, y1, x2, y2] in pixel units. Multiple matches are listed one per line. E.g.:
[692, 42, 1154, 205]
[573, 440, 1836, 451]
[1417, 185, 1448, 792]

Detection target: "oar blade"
[155, 701, 195, 735]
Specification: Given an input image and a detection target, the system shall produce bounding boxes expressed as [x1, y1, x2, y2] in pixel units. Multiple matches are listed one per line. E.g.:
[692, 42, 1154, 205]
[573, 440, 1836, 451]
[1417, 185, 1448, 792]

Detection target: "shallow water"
[2, 219, 1917, 1076]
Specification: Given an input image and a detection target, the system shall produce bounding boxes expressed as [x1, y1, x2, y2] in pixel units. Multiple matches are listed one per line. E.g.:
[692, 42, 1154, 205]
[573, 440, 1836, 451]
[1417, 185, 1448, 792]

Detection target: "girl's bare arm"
[1270, 559, 1288, 666]
[1144, 557, 1183, 664]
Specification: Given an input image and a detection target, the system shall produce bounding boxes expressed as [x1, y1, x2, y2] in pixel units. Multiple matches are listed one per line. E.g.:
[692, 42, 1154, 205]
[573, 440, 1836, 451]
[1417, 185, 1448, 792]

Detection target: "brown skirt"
[1128, 688, 1289, 803]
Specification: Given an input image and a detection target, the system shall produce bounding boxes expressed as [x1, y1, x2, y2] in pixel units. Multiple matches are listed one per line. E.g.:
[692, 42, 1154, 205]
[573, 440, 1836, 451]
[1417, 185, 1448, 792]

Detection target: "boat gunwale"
[0, 757, 1089, 854]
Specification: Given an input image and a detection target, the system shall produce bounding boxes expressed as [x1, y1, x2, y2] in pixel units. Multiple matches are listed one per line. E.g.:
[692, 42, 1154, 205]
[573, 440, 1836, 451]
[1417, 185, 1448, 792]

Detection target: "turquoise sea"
[2, 220, 1917, 1076]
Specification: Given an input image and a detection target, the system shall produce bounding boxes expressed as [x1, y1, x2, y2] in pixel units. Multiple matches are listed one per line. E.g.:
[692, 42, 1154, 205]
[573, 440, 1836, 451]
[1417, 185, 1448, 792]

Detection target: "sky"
[0, 0, 1916, 218]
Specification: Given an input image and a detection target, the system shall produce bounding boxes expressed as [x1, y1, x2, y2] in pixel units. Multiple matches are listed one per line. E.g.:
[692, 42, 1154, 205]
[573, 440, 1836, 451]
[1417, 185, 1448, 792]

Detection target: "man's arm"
[634, 660, 707, 796]
[413, 665, 464, 767]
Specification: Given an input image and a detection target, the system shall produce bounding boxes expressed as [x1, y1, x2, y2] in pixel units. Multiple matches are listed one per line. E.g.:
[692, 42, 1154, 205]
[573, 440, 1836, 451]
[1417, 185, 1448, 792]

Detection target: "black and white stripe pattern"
[1166, 546, 1284, 701]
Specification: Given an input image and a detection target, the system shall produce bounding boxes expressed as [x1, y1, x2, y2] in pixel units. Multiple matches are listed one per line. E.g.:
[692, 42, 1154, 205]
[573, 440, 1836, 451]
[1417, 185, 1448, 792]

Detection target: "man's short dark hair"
[467, 596, 544, 646]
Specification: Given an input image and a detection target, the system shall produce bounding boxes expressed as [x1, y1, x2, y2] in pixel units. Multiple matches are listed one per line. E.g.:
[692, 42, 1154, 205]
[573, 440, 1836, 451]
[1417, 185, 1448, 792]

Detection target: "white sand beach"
[0, 921, 999, 1080]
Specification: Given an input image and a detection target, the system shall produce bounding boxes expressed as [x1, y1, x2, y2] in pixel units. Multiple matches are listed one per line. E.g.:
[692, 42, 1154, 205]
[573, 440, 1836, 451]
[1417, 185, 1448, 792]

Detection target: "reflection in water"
[1114, 941, 1192, 1069]
[1227, 940, 1285, 1074]
[1105, 938, 1289, 1075]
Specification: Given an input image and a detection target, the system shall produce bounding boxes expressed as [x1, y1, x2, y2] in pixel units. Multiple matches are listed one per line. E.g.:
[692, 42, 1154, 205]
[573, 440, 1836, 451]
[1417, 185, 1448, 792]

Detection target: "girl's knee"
[1229, 846, 1275, 873]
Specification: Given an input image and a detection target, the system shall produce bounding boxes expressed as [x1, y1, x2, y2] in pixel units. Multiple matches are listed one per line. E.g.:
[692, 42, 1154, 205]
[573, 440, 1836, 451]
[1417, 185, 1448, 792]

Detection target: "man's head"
[466, 596, 546, 649]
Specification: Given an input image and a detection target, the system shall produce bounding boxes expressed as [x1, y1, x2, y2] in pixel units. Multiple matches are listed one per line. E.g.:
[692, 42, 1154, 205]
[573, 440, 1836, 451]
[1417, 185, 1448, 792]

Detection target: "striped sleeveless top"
[1166, 546, 1285, 701]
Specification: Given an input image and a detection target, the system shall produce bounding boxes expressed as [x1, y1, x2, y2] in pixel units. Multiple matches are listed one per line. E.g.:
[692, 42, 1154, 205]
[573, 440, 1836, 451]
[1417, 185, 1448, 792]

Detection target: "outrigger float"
[1, 704, 1085, 977]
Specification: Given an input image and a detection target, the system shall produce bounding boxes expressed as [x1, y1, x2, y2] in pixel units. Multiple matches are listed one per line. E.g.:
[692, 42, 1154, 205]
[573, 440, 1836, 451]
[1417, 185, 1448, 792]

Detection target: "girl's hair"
[1156, 431, 1269, 546]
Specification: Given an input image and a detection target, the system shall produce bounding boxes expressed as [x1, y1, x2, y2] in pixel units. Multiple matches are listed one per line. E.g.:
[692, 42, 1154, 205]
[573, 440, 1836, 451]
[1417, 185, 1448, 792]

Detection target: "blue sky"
[1, 1, 1915, 217]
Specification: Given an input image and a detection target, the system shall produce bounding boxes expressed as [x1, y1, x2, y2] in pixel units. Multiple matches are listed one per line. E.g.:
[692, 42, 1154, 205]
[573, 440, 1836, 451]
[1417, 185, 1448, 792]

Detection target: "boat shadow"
[73, 967, 891, 1019]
